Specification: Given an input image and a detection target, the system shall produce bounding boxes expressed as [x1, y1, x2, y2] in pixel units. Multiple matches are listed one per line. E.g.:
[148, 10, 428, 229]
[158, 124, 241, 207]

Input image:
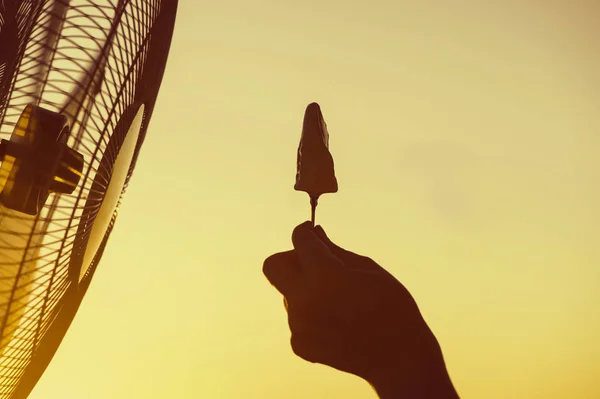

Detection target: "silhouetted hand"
[263, 221, 459, 398]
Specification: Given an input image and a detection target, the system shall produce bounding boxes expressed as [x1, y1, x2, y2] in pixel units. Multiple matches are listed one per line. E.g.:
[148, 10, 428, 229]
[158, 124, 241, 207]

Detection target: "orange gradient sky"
[29, 1, 599, 398]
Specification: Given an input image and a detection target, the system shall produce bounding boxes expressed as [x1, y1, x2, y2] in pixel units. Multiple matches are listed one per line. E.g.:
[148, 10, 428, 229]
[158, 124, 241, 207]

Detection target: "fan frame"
[0, 2, 179, 398]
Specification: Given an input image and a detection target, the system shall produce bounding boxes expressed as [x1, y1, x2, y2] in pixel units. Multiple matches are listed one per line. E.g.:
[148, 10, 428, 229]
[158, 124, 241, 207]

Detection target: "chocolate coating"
[294, 102, 338, 197]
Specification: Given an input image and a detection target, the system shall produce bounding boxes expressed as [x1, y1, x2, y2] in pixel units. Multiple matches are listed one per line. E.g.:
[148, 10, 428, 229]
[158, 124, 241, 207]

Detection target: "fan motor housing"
[0, 105, 84, 215]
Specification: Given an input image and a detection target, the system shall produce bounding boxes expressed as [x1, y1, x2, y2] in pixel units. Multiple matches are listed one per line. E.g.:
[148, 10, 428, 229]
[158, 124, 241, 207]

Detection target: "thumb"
[314, 225, 384, 274]
[314, 225, 355, 262]
[291, 221, 342, 270]
[314, 225, 341, 251]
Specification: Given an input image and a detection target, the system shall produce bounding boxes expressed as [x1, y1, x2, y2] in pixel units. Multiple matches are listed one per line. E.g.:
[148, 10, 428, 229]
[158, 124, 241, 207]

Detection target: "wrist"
[367, 364, 459, 399]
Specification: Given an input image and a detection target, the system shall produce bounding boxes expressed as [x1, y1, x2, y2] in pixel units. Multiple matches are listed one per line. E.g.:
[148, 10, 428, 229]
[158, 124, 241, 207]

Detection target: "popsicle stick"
[310, 196, 319, 227]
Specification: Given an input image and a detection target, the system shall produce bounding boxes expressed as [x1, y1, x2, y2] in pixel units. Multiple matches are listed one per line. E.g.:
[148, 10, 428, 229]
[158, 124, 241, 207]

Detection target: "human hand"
[263, 221, 458, 398]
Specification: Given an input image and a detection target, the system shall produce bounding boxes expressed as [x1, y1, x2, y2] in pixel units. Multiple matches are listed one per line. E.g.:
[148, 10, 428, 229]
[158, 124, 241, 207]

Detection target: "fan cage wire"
[0, 0, 162, 396]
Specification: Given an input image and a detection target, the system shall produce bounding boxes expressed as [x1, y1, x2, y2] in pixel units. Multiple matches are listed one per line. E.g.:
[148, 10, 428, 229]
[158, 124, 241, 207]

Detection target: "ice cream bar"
[294, 102, 338, 198]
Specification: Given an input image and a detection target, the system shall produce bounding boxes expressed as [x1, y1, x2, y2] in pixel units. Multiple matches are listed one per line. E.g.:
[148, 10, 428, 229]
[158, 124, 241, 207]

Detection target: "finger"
[263, 250, 306, 299]
[291, 330, 337, 365]
[314, 225, 354, 262]
[288, 307, 341, 364]
[315, 225, 383, 273]
[290, 328, 354, 370]
[287, 299, 337, 331]
[291, 221, 342, 270]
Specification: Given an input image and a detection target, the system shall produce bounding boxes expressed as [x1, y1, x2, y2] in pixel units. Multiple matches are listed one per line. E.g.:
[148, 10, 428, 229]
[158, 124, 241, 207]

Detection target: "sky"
[26, 1, 600, 398]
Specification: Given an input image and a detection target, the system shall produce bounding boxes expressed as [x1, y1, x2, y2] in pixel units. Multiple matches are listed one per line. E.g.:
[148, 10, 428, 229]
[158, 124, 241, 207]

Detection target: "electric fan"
[0, 1, 178, 397]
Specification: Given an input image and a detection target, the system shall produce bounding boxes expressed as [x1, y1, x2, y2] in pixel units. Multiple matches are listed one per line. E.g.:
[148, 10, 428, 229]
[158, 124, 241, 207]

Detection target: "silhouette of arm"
[263, 221, 460, 398]
[367, 362, 459, 398]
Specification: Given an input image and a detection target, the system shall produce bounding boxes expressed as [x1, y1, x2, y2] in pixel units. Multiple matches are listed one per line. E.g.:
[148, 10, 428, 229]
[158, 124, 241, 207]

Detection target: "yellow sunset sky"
[28, 1, 599, 398]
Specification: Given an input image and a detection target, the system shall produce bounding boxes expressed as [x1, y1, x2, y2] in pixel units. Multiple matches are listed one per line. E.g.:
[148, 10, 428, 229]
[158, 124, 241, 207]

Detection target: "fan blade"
[59, 52, 106, 126]
[30, 0, 71, 102]
[59, 2, 124, 128]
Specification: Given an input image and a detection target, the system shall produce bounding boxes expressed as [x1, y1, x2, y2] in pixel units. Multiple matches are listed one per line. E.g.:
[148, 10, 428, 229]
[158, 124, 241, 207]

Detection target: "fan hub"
[0, 105, 84, 215]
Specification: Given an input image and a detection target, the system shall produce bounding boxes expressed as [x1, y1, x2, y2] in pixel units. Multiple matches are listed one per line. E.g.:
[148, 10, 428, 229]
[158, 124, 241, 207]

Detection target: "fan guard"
[0, 1, 177, 397]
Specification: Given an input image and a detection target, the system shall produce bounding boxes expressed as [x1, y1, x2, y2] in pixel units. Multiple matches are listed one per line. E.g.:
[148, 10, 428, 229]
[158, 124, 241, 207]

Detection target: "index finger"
[263, 250, 306, 300]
